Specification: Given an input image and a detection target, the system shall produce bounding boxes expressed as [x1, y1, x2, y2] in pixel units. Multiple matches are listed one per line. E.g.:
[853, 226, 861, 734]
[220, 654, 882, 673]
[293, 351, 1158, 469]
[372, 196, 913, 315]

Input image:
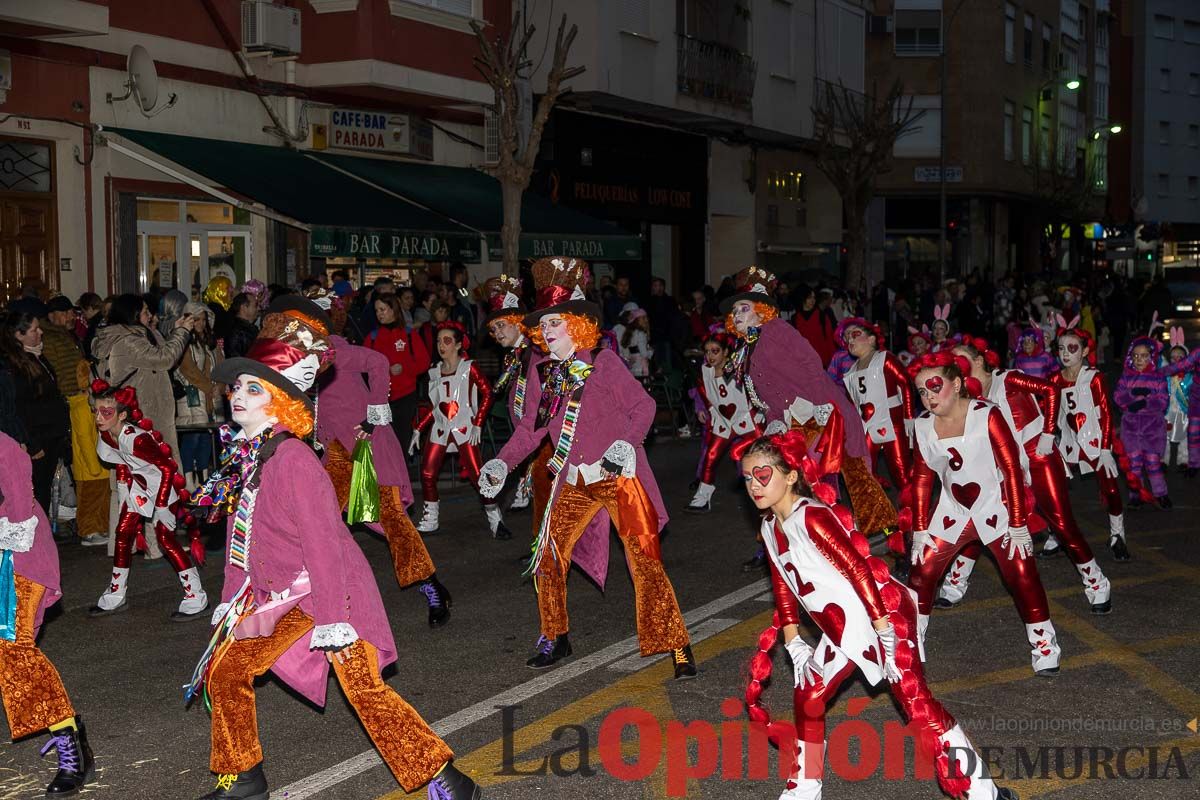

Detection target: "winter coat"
[175, 342, 222, 426]
[39, 320, 85, 396]
[5, 352, 68, 454]
[365, 323, 430, 401]
[793, 306, 838, 367]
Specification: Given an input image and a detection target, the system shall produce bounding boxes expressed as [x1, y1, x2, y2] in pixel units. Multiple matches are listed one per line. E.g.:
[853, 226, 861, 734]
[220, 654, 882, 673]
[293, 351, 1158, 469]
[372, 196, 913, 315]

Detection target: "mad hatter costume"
[188, 303, 481, 800]
[484, 275, 535, 510]
[479, 257, 696, 678]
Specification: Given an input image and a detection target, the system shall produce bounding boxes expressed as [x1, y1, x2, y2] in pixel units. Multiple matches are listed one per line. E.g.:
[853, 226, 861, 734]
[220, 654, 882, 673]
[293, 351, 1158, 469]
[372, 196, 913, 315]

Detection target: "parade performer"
[411, 321, 510, 539]
[934, 339, 1111, 615]
[1161, 326, 1200, 477]
[838, 317, 916, 497]
[484, 274, 535, 511]
[1114, 336, 1171, 509]
[306, 296, 450, 627]
[187, 304, 483, 800]
[687, 330, 760, 512]
[720, 267, 898, 538]
[740, 431, 1015, 800]
[1162, 328, 1192, 471]
[478, 257, 696, 678]
[905, 352, 1062, 676]
[930, 305, 954, 352]
[1050, 318, 1139, 561]
[825, 347, 854, 383]
[1013, 325, 1057, 378]
[897, 325, 932, 367]
[90, 380, 208, 620]
[0, 432, 95, 796]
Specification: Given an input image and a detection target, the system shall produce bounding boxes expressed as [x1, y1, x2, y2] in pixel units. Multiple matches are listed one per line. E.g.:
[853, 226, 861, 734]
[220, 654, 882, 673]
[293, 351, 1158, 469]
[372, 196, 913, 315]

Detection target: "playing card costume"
[478, 257, 696, 678]
[0, 432, 95, 796]
[187, 304, 481, 800]
[934, 339, 1111, 615]
[688, 331, 761, 512]
[90, 381, 208, 620]
[904, 353, 1062, 676]
[743, 432, 1012, 800]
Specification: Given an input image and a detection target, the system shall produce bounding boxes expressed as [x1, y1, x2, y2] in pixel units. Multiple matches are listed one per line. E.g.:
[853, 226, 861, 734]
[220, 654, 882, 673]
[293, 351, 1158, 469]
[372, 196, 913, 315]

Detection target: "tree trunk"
[843, 196, 868, 295]
[500, 178, 524, 275]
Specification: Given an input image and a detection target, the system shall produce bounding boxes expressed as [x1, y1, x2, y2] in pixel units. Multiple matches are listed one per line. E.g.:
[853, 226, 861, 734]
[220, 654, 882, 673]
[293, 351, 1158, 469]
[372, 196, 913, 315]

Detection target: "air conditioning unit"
[242, 1, 301, 55]
[868, 15, 893, 35]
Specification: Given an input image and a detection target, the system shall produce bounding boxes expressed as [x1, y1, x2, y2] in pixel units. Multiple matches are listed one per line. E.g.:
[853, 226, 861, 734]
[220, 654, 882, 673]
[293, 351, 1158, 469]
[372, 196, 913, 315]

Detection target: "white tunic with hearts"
[761, 498, 887, 686]
[702, 364, 756, 439]
[843, 351, 901, 444]
[97, 424, 179, 517]
[1056, 367, 1103, 470]
[986, 370, 1040, 477]
[914, 401, 1009, 546]
[426, 360, 477, 449]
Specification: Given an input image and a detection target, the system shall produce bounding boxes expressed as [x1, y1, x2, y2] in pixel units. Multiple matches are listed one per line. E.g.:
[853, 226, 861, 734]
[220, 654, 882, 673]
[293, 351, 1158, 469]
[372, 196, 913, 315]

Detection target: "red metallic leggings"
[114, 508, 190, 572]
[698, 433, 733, 485]
[419, 441, 485, 502]
[908, 522, 1050, 622]
[869, 436, 912, 494]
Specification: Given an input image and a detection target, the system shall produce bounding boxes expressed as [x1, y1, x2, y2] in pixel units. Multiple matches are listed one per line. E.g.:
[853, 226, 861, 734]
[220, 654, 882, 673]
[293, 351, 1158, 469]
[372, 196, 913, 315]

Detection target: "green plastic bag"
[346, 439, 381, 524]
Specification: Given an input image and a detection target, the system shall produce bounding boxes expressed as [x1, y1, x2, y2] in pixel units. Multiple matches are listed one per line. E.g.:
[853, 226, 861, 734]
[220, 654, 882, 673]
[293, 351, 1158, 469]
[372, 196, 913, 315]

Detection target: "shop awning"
[105, 128, 484, 262]
[312, 152, 643, 261]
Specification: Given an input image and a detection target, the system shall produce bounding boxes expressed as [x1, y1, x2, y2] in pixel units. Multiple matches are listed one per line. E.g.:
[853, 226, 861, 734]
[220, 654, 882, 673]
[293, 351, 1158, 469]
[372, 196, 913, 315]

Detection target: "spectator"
[365, 293, 431, 451]
[792, 286, 837, 367]
[330, 269, 353, 298]
[414, 289, 436, 327]
[174, 302, 222, 489]
[0, 311, 70, 519]
[447, 264, 476, 336]
[687, 286, 718, 344]
[604, 275, 635, 328]
[77, 292, 104, 356]
[223, 292, 260, 358]
[357, 276, 397, 333]
[613, 304, 654, 378]
[398, 286, 418, 329]
[644, 277, 680, 373]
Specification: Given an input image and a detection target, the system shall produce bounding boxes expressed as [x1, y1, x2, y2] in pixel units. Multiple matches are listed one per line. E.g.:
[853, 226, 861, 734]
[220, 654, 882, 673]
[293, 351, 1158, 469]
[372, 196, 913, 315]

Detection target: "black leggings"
[389, 393, 419, 454]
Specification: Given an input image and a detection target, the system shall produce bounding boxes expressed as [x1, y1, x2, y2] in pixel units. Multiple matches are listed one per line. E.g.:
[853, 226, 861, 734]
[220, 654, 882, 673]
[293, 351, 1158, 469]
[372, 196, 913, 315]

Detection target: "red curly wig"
[529, 313, 601, 353]
[724, 301, 779, 339]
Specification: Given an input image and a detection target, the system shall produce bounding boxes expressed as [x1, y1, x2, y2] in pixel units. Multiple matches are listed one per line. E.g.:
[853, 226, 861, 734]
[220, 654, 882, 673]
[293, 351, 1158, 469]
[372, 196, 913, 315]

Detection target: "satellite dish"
[105, 45, 177, 117]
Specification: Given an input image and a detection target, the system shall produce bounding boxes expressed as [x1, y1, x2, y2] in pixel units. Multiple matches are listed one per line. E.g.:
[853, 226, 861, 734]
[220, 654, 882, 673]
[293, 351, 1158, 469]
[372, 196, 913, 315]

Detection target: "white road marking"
[274, 579, 769, 799]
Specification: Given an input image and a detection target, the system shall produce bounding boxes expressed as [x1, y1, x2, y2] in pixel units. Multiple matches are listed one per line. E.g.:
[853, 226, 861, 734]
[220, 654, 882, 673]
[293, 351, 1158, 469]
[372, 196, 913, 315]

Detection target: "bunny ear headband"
[1170, 326, 1185, 347]
[1054, 313, 1081, 331]
[933, 304, 951, 321]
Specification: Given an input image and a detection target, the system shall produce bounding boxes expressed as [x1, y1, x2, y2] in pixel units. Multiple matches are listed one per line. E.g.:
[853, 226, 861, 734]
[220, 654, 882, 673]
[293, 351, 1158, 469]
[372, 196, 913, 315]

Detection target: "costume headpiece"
[482, 274, 526, 326]
[719, 266, 777, 313]
[522, 257, 599, 327]
[203, 275, 234, 311]
[835, 317, 885, 349]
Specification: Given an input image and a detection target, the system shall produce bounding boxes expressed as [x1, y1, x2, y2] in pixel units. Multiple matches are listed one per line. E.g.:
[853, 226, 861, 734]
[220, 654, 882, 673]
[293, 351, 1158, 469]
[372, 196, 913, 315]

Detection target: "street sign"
[329, 109, 434, 160]
[914, 166, 963, 183]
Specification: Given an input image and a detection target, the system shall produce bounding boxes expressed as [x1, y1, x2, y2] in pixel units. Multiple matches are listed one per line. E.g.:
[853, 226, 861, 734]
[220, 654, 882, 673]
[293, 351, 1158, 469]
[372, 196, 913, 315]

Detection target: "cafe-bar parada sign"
[329, 109, 434, 160]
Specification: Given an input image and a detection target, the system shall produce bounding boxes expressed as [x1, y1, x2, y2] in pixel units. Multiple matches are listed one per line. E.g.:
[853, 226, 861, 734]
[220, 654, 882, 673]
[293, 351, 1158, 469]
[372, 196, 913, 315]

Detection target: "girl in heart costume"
[186, 304, 482, 800]
[90, 380, 208, 620]
[933, 338, 1112, 615]
[687, 330, 761, 513]
[410, 321, 509, 539]
[905, 352, 1062, 676]
[1160, 329, 1193, 473]
[0, 432, 95, 796]
[478, 257, 696, 678]
[740, 431, 1015, 800]
[1050, 321, 1147, 562]
[1114, 336, 1171, 508]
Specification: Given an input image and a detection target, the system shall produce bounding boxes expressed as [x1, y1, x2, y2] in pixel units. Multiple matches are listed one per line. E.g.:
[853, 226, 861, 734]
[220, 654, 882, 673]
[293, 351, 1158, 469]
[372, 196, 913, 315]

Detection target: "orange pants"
[208, 607, 452, 790]
[536, 475, 690, 656]
[0, 577, 75, 739]
[326, 440, 435, 587]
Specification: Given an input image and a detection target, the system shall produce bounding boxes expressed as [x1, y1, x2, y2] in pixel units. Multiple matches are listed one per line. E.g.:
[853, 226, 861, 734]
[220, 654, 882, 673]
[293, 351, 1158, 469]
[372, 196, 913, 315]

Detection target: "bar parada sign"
[310, 227, 480, 262]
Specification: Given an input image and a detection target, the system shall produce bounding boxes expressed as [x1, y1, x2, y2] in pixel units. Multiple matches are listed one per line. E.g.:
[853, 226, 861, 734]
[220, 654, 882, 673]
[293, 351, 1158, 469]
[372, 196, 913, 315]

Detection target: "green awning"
[312, 152, 643, 260]
[110, 128, 482, 261]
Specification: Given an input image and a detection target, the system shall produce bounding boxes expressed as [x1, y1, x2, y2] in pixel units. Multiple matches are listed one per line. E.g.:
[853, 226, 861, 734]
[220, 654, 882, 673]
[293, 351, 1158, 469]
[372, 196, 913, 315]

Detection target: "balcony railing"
[676, 33, 757, 111]
[813, 77, 868, 132]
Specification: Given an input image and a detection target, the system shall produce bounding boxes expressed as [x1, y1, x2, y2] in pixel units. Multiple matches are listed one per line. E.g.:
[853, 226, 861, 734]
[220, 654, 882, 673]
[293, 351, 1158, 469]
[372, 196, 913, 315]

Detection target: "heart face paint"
[1057, 335, 1086, 370]
[924, 376, 944, 394]
[915, 368, 956, 415]
[742, 453, 794, 514]
[752, 465, 774, 486]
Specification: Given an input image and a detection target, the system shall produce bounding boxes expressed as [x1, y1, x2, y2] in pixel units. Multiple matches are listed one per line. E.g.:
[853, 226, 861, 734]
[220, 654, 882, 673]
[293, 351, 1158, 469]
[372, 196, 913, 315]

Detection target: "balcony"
[676, 33, 757, 111]
[814, 77, 868, 132]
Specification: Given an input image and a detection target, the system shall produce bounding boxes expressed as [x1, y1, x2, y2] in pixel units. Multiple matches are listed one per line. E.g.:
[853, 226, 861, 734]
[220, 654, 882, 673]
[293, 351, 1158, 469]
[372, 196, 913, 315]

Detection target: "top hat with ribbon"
[719, 266, 778, 313]
[522, 257, 600, 327]
[482, 273, 526, 326]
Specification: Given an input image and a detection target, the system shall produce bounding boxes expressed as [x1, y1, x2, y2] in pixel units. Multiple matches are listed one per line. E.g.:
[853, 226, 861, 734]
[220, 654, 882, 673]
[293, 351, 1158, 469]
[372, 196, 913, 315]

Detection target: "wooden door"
[0, 197, 57, 302]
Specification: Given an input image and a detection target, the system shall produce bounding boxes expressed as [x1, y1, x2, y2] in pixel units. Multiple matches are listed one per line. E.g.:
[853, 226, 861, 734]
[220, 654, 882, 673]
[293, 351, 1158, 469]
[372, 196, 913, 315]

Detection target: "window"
[1096, 16, 1108, 49]
[1022, 107, 1033, 164]
[1004, 101, 1015, 160]
[1160, 121, 1172, 145]
[402, 0, 474, 16]
[1005, 4, 1015, 63]
[1161, 68, 1172, 92]
[1039, 111, 1051, 167]
[1023, 14, 1034, 65]
[1154, 14, 1174, 39]
[1189, 176, 1199, 199]
[1093, 138, 1107, 190]
[895, 9, 942, 55]
[894, 95, 941, 158]
[1158, 173, 1170, 196]
[1189, 124, 1199, 147]
[1042, 24, 1053, 70]
[1191, 73, 1200, 95]
[1094, 65, 1109, 118]
[769, 1, 792, 78]
[1186, 20, 1200, 44]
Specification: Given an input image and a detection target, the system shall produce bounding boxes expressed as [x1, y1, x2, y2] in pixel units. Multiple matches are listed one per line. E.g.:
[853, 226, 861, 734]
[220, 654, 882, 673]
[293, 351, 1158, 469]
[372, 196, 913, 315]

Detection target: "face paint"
[742, 453, 793, 511]
[916, 369, 956, 415]
[230, 376, 275, 433]
[539, 314, 576, 360]
[731, 301, 761, 334]
[1057, 337, 1085, 369]
[924, 376, 944, 394]
[752, 465, 774, 486]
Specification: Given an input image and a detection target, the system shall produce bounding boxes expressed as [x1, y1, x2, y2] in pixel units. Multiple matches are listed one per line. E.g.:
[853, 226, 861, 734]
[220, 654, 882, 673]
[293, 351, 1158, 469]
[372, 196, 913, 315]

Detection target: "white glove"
[911, 530, 936, 565]
[1002, 525, 1032, 560]
[478, 458, 509, 499]
[1097, 449, 1118, 478]
[152, 505, 177, 531]
[600, 440, 636, 478]
[903, 418, 915, 447]
[1035, 432, 1055, 457]
[467, 425, 482, 446]
[408, 430, 421, 456]
[875, 622, 903, 683]
[763, 419, 788, 436]
[785, 636, 822, 689]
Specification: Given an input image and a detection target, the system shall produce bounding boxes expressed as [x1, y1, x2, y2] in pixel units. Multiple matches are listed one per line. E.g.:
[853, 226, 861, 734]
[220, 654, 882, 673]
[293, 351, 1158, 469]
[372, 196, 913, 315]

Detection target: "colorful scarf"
[192, 425, 276, 523]
[535, 356, 593, 430]
[494, 342, 528, 394]
[725, 330, 768, 413]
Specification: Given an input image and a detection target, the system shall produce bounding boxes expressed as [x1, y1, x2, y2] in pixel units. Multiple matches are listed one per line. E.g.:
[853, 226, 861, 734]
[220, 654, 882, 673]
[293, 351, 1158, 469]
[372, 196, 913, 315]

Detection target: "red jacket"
[793, 307, 837, 367]
[366, 323, 431, 400]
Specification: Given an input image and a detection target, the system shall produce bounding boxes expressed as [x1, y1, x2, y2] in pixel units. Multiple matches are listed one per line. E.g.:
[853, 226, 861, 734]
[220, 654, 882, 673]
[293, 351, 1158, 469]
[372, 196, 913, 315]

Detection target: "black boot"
[1109, 536, 1132, 562]
[1184, 467, 1197, 478]
[198, 763, 268, 800]
[997, 787, 1020, 800]
[741, 546, 767, 573]
[672, 644, 698, 680]
[1159, 494, 1173, 510]
[425, 762, 482, 799]
[41, 717, 94, 797]
[526, 633, 571, 669]
[419, 576, 452, 628]
[492, 520, 513, 540]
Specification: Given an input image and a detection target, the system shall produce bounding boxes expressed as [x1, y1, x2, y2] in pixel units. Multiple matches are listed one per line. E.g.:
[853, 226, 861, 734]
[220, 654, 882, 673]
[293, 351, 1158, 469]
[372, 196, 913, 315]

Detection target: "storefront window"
[186, 201, 236, 225]
[137, 199, 182, 222]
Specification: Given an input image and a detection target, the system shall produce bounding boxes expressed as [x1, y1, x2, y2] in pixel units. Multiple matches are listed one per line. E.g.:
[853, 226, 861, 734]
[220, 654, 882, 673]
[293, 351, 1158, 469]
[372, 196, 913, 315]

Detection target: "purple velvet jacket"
[502, 339, 538, 427]
[496, 348, 664, 586]
[749, 319, 869, 459]
[0, 433, 60, 630]
[220, 436, 397, 707]
[316, 336, 413, 509]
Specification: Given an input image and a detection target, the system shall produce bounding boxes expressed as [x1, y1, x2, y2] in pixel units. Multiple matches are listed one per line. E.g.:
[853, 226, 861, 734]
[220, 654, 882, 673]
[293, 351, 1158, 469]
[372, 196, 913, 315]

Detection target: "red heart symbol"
[1040, 648, 1052, 656]
[752, 465, 773, 487]
[950, 482, 981, 509]
[861, 402, 876, 421]
[456, 426, 468, 435]
[718, 403, 737, 420]
[439, 400, 460, 419]
[861, 644, 880, 664]
[1072, 412, 1087, 432]
[112, 572, 120, 580]
[823, 647, 836, 664]
[924, 376, 944, 394]
[985, 514, 998, 528]
[949, 578, 959, 585]
[809, 604, 846, 645]
[955, 559, 965, 568]
[1081, 566, 1091, 574]
[1033, 628, 1044, 636]
[110, 583, 119, 592]
[942, 515, 956, 528]
[134, 496, 147, 507]
[1088, 578, 1097, 585]
[1087, 438, 1100, 449]
[877, 427, 889, 438]
[951, 571, 961, 579]
[1066, 445, 1075, 455]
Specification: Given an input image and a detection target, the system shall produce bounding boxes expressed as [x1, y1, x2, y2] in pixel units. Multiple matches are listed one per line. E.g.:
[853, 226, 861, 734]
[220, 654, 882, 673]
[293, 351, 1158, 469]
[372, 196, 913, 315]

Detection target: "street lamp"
[1039, 76, 1080, 101]
[1065, 78, 1081, 90]
[1090, 123, 1122, 140]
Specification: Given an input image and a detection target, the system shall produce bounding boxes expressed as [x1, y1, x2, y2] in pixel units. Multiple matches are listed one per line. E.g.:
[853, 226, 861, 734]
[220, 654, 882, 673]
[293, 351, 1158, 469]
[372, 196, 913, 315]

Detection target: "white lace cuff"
[786, 398, 815, 425]
[602, 440, 637, 478]
[366, 403, 392, 425]
[763, 419, 788, 436]
[310, 622, 360, 650]
[210, 602, 231, 626]
[479, 458, 509, 498]
[0, 516, 37, 553]
[813, 403, 834, 426]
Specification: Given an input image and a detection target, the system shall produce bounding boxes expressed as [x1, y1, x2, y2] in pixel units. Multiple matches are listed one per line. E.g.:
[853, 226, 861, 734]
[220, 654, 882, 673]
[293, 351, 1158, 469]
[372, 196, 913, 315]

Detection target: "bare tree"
[811, 79, 923, 293]
[471, 12, 584, 273]
[1027, 140, 1106, 272]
